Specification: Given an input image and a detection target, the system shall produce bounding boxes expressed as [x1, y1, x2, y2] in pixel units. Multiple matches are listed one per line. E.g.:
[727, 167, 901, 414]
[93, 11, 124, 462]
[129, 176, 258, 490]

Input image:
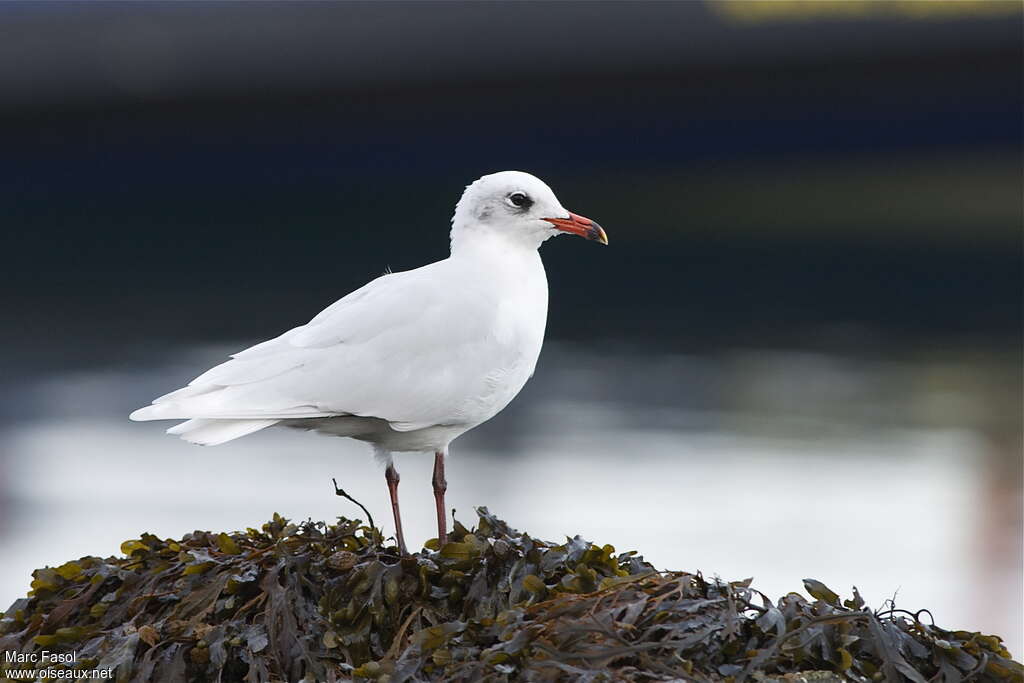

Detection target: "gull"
[130, 171, 608, 554]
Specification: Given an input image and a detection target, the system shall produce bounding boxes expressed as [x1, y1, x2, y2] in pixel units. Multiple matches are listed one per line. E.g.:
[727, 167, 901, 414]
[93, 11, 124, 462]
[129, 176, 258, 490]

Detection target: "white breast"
[449, 244, 549, 427]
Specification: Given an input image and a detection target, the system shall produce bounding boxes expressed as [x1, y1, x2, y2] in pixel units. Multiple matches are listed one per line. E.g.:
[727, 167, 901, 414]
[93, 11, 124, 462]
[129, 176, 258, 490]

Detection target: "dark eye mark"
[508, 192, 532, 210]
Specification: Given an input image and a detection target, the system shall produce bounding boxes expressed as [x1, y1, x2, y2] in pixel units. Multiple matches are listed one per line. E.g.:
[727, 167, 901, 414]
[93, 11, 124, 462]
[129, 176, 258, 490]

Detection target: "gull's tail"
[166, 418, 279, 446]
[128, 338, 328, 445]
[130, 406, 278, 446]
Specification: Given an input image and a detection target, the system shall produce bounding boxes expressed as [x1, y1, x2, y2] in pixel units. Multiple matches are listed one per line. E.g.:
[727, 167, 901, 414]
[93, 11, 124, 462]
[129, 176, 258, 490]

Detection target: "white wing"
[130, 258, 509, 430]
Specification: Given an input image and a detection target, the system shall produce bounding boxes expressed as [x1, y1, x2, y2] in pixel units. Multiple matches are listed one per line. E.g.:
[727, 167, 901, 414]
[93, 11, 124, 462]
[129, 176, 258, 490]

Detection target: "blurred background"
[1, 0, 1021, 655]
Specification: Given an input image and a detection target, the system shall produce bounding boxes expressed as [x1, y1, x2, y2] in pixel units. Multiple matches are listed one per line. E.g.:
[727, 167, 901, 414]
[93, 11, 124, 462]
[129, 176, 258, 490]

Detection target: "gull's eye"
[507, 192, 532, 209]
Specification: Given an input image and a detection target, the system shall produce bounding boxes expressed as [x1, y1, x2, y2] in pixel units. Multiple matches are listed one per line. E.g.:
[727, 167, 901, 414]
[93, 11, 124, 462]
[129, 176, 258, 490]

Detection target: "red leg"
[385, 464, 408, 555]
[432, 450, 448, 546]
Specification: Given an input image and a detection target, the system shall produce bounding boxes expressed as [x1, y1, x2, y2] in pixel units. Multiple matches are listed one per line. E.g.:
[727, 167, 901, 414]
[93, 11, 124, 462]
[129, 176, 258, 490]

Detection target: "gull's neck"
[448, 225, 546, 283]
[449, 221, 548, 257]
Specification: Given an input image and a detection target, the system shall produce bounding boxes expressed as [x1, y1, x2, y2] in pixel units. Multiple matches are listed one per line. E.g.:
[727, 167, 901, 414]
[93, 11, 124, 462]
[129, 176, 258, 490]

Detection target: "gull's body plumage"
[138, 243, 548, 451]
[130, 170, 607, 551]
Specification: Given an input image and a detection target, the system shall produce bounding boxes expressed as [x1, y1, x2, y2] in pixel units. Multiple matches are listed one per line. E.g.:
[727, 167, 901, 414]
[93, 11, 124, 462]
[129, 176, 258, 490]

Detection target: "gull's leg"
[385, 463, 408, 555]
[432, 449, 448, 546]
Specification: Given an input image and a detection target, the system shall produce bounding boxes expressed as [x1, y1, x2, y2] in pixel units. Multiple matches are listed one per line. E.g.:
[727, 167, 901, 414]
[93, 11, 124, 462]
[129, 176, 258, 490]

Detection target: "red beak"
[544, 212, 609, 245]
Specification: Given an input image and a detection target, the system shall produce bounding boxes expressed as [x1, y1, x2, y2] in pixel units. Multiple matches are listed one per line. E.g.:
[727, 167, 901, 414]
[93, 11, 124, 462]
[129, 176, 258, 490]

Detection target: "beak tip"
[589, 226, 609, 246]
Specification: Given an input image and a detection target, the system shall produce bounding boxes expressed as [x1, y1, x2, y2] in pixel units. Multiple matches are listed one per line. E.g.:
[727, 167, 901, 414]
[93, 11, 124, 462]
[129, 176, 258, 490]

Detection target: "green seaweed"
[0, 509, 1019, 682]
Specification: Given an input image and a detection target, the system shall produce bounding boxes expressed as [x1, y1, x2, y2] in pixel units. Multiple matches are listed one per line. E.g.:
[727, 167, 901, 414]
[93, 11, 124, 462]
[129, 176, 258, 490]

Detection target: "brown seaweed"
[1, 509, 1020, 682]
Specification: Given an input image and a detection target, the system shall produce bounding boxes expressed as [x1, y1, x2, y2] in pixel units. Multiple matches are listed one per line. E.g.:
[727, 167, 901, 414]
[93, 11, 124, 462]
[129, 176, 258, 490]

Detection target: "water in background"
[1, 342, 1019, 655]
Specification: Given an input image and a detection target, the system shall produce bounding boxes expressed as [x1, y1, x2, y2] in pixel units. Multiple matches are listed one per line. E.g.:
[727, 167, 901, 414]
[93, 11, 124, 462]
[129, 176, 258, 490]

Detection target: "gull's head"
[450, 171, 608, 252]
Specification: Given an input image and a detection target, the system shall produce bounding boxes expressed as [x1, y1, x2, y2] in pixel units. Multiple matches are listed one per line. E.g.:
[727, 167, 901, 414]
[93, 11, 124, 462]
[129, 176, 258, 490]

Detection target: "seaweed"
[0, 508, 1020, 682]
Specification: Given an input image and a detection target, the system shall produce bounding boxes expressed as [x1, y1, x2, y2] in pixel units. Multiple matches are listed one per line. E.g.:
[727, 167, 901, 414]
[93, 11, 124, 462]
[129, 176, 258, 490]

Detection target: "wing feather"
[131, 261, 504, 427]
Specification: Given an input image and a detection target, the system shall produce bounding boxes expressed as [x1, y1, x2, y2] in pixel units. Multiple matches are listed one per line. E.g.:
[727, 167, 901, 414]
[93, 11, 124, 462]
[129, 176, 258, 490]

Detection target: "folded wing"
[130, 260, 499, 432]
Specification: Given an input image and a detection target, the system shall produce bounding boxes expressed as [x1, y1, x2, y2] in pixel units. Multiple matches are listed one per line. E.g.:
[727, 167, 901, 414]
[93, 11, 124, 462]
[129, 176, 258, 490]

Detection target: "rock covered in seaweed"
[0, 509, 1020, 682]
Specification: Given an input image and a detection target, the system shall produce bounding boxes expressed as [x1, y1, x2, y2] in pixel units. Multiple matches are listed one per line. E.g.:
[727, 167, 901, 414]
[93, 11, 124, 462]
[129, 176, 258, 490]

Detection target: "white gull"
[130, 170, 608, 552]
